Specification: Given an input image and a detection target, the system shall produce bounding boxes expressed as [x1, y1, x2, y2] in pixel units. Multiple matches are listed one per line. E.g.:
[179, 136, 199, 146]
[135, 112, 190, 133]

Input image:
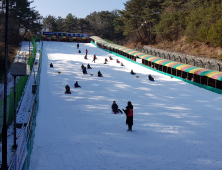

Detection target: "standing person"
[77, 43, 79, 49]
[85, 49, 88, 57]
[92, 55, 96, 63]
[122, 101, 133, 131]
[112, 101, 123, 114]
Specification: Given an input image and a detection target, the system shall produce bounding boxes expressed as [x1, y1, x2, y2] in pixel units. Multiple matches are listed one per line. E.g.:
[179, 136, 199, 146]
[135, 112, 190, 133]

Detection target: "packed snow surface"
[29, 42, 222, 170]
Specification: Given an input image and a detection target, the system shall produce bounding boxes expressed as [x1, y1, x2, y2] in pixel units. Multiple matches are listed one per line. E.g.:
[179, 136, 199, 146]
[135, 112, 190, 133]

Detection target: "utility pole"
[2, 0, 9, 169]
[13, 76, 17, 148]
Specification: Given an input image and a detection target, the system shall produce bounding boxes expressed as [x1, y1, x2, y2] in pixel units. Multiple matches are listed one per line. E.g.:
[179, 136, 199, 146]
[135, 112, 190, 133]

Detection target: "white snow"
[29, 41, 222, 170]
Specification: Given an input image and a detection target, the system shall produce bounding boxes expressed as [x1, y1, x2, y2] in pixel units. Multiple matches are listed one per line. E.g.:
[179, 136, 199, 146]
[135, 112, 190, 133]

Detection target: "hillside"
[125, 37, 222, 61]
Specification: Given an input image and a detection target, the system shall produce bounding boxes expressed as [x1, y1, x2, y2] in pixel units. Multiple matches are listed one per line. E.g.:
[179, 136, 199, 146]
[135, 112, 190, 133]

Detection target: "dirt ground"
[124, 37, 222, 61]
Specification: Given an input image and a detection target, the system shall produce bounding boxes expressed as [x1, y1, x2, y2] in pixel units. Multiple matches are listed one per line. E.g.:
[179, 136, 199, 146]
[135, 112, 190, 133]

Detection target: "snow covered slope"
[29, 41, 222, 170]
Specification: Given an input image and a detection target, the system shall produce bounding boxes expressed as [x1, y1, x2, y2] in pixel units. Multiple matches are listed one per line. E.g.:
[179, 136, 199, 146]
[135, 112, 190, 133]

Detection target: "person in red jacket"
[85, 49, 88, 57]
[92, 55, 96, 63]
[122, 101, 133, 131]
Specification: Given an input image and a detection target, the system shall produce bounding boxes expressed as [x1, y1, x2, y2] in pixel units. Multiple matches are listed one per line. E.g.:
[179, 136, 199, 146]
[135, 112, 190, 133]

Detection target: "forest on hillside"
[0, 0, 42, 81]
[42, 0, 222, 47]
[2, 0, 222, 47]
[2, 0, 222, 81]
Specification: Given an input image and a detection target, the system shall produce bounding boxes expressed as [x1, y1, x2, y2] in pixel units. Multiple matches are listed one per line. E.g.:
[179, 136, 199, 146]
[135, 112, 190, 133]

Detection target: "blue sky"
[31, 0, 127, 19]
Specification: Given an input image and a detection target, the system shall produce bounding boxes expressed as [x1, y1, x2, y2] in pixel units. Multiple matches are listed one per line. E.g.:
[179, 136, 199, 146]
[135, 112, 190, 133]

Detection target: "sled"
[131, 73, 136, 75]
[112, 109, 123, 114]
[112, 111, 119, 114]
[65, 91, 71, 94]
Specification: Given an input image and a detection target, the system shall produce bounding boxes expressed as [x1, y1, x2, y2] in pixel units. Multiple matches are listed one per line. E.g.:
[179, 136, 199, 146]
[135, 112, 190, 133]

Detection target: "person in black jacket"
[87, 63, 92, 69]
[81, 64, 84, 70]
[148, 74, 154, 81]
[112, 101, 123, 114]
[122, 101, 133, 131]
[65, 85, 71, 94]
[83, 67, 87, 74]
[98, 71, 103, 77]
[74, 81, 81, 88]
[50, 63, 53, 67]
[77, 43, 79, 49]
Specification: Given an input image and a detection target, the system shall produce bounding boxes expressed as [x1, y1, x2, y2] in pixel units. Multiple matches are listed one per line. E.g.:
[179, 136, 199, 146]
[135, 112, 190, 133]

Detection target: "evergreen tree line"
[43, 11, 125, 42]
[0, 0, 42, 45]
[115, 0, 222, 47]
[0, 0, 41, 82]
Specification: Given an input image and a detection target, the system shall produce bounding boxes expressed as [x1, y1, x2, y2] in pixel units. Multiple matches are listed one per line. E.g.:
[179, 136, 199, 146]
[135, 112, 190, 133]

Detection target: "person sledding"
[116, 59, 120, 63]
[87, 63, 92, 69]
[74, 81, 81, 88]
[84, 55, 87, 59]
[78, 50, 81, 53]
[83, 67, 87, 74]
[98, 71, 103, 77]
[148, 74, 154, 81]
[122, 101, 133, 131]
[77, 43, 79, 49]
[81, 64, 85, 70]
[112, 101, 123, 114]
[65, 85, 71, 94]
[50, 63, 53, 67]
[92, 55, 97, 63]
[131, 70, 136, 75]
[105, 58, 108, 62]
[121, 62, 124, 66]
[109, 56, 113, 60]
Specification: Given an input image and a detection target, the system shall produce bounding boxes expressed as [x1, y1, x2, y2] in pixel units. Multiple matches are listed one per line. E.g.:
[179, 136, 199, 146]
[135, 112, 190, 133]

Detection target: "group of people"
[82, 64, 92, 73]
[65, 81, 81, 94]
[130, 70, 155, 81]
[81, 63, 103, 77]
[112, 101, 134, 132]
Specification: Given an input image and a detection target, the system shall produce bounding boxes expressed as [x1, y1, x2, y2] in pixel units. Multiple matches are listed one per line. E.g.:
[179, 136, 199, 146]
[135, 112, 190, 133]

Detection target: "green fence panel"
[0, 36, 37, 140]
[193, 82, 203, 88]
[203, 85, 213, 92]
[22, 43, 43, 170]
[212, 87, 222, 94]
[8, 87, 14, 125]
